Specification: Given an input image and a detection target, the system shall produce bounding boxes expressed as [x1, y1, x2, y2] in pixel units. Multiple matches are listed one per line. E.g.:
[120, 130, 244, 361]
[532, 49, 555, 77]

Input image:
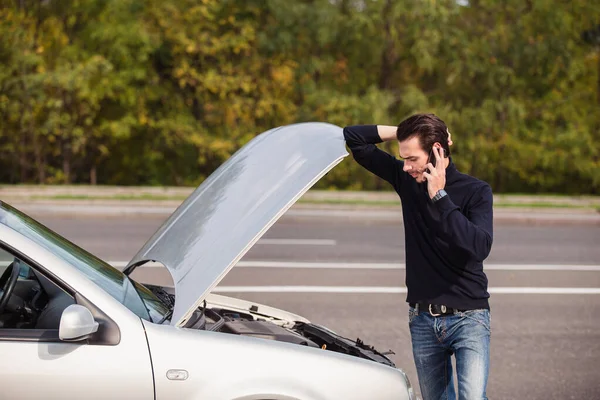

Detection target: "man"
[343, 114, 493, 400]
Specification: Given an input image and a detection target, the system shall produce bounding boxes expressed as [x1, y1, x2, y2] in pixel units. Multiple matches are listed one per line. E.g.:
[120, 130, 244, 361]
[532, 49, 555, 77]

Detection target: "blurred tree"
[0, 0, 597, 193]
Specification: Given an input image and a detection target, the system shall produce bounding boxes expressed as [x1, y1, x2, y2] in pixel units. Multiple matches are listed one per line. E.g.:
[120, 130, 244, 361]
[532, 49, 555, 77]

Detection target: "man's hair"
[396, 113, 451, 156]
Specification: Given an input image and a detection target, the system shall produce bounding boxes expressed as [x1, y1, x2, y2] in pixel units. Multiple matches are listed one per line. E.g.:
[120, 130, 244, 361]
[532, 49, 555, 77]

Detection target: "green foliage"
[0, 0, 598, 193]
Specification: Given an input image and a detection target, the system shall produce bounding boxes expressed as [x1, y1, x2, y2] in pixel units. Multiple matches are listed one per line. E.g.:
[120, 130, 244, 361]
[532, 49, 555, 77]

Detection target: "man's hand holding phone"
[423, 145, 447, 199]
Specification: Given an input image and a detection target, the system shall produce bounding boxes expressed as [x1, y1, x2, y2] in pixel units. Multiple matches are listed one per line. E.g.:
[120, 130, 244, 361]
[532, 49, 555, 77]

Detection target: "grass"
[31, 194, 189, 201]
[297, 199, 401, 206]
[493, 192, 598, 199]
[301, 199, 595, 209]
[23, 194, 598, 210]
[491, 202, 590, 209]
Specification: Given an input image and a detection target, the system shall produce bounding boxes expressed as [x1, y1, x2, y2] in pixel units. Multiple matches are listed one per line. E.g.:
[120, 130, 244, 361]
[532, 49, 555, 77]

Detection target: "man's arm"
[434, 184, 494, 262]
[376, 125, 398, 141]
[343, 125, 403, 185]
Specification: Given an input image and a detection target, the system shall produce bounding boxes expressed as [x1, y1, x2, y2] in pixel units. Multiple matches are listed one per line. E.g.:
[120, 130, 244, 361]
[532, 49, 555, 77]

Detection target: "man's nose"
[403, 163, 412, 172]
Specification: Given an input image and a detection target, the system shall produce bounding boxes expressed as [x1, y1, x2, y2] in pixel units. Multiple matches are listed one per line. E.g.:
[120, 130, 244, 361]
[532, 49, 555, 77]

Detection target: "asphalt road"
[28, 211, 600, 399]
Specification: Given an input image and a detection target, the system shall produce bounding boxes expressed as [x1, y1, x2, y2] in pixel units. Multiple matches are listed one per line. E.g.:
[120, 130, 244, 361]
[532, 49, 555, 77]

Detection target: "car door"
[0, 248, 155, 400]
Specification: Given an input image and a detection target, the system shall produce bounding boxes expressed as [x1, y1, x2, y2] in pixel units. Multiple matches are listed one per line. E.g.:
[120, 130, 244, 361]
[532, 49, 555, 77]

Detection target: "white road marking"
[256, 239, 336, 246]
[487, 287, 600, 294]
[105, 261, 600, 271]
[2, 260, 597, 294]
[214, 286, 406, 294]
[484, 264, 600, 271]
[236, 261, 400, 269]
[212, 286, 600, 294]
[235, 262, 600, 271]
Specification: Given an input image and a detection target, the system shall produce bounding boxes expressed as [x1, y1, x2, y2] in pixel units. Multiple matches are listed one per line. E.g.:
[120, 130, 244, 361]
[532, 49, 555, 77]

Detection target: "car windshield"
[0, 202, 170, 323]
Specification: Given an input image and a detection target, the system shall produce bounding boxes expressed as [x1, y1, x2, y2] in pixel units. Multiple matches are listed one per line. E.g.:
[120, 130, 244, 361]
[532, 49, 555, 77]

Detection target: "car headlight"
[398, 369, 416, 400]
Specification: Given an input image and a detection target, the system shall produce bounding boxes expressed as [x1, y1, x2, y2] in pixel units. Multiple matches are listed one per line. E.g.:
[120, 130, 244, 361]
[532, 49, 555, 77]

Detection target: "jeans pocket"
[408, 307, 418, 325]
[462, 310, 491, 333]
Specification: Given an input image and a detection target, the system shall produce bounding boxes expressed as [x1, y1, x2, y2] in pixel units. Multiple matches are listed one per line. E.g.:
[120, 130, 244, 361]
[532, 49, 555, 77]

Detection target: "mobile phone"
[428, 147, 447, 167]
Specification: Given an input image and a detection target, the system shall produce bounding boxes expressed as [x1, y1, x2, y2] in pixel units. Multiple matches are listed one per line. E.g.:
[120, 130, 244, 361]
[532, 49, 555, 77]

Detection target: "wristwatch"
[432, 189, 447, 202]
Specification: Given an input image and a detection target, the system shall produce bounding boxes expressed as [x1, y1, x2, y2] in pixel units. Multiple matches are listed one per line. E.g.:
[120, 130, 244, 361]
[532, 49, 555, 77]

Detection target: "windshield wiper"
[147, 285, 176, 324]
[123, 262, 142, 276]
[157, 309, 173, 324]
[125, 275, 173, 324]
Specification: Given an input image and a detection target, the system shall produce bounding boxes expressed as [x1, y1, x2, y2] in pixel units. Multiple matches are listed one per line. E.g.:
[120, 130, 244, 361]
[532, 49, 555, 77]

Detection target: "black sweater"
[343, 125, 493, 310]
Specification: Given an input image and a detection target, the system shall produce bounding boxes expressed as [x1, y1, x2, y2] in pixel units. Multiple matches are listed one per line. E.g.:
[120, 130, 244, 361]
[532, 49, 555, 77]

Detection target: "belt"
[410, 302, 466, 316]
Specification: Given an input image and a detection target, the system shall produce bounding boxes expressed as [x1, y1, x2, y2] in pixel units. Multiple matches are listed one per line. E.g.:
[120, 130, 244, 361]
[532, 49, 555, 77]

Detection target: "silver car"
[0, 123, 415, 400]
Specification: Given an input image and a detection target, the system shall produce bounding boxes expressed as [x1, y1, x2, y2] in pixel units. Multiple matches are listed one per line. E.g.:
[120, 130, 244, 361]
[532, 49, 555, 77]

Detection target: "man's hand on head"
[377, 125, 399, 142]
[423, 146, 447, 199]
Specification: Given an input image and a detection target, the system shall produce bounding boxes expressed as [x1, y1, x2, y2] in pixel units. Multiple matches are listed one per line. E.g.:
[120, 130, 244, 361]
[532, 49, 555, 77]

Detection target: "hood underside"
[127, 122, 348, 327]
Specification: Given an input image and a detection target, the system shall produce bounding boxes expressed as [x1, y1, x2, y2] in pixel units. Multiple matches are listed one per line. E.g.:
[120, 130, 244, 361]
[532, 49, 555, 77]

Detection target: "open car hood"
[127, 123, 348, 327]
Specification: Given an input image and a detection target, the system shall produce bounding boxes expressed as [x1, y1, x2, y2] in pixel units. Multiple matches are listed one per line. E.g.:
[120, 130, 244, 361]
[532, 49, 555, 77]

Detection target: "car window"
[18, 265, 30, 278]
[0, 202, 166, 322]
[0, 246, 74, 332]
[0, 252, 29, 278]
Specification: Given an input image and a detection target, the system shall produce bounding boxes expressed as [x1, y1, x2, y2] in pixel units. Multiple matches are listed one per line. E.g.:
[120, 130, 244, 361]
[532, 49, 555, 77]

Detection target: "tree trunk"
[33, 134, 46, 183]
[62, 138, 71, 184]
[596, 45, 600, 136]
[597, 46, 600, 107]
[378, 0, 396, 91]
[63, 159, 71, 184]
[90, 165, 97, 185]
[374, 174, 383, 191]
[494, 144, 505, 193]
[19, 132, 27, 182]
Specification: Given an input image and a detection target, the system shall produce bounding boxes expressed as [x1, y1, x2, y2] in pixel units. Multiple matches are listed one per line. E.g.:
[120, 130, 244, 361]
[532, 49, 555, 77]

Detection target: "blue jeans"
[409, 306, 491, 400]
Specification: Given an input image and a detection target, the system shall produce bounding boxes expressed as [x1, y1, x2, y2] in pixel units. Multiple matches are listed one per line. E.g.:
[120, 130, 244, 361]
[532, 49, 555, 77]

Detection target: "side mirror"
[59, 304, 99, 341]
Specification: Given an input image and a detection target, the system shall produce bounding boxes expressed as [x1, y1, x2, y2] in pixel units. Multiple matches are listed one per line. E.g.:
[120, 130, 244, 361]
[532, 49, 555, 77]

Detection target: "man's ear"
[433, 142, 447, 158]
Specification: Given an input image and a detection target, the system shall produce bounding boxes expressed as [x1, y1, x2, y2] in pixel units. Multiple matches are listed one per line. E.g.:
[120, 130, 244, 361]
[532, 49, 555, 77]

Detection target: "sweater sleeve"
[342, 125, 402, 186]
[434, 184, 494, 262]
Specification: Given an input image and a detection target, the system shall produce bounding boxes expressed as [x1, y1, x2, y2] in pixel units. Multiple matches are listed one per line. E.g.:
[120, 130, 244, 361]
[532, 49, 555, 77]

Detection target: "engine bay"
[149, 285, 396, 368]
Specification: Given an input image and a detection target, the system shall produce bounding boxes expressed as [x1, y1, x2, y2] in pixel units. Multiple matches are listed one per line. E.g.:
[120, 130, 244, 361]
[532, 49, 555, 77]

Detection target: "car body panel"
[127, 122, 348, 327]
[0, 322, 154, 400]
[143, 321, 411, 400]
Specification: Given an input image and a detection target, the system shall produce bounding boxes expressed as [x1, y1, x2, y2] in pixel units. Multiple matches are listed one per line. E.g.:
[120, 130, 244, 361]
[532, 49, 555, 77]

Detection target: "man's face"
[398, 136, 429, 183]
